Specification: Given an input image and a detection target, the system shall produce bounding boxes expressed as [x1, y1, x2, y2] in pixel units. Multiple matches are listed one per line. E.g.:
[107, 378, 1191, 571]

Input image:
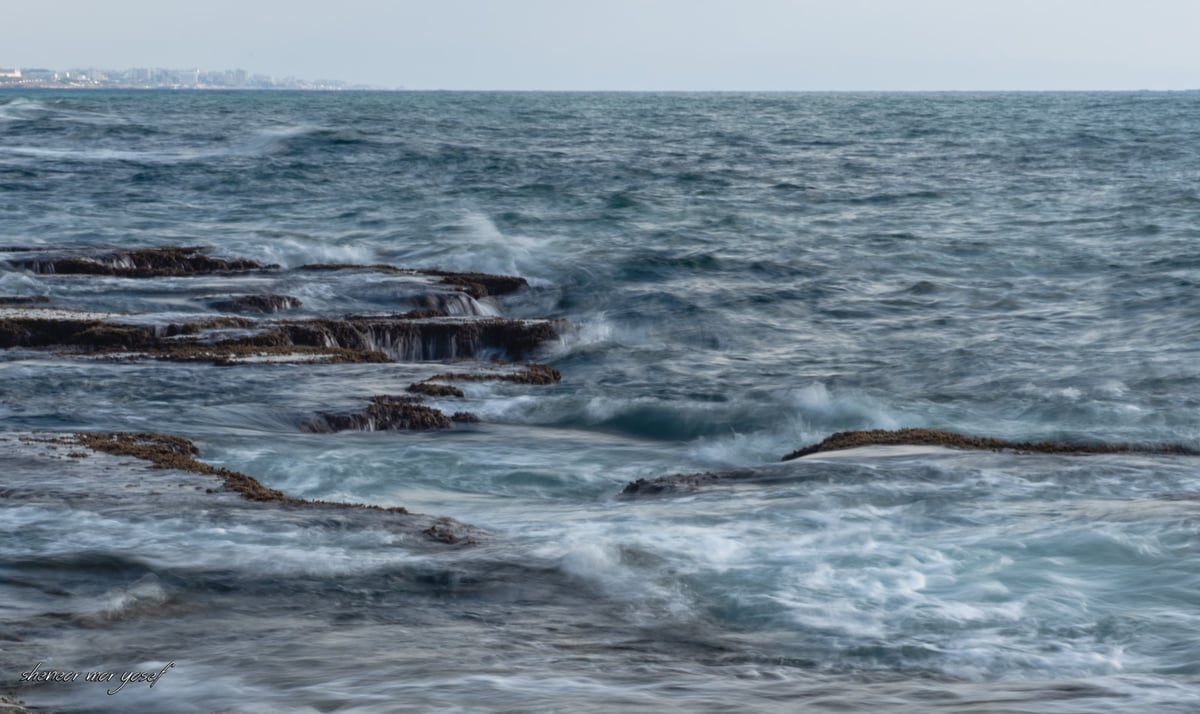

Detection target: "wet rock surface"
[623, 429, 1200, 499]
[781, 428, 1200, 461]
[424, 363, 562, 385]
[418, 269, 529, 298]
[0, 310, 558, 364]
[407, 382, 466, 398]
[1, 246, 275, 277]
[10, 432, 482, 545]
[620, 469, 759, 497]
[277, 316, 560, 362]
[296, 263, 529, 298]
[208, 294, 303, 313]
[302, 396, 455, 433]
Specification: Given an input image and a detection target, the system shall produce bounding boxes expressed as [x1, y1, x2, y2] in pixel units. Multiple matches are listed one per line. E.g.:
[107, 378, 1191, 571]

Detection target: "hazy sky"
[3, 0, 1198, 90]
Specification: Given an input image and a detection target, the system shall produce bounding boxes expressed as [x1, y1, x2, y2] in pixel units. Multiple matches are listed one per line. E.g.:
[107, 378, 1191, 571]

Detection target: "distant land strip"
[0, 65, 387, 90]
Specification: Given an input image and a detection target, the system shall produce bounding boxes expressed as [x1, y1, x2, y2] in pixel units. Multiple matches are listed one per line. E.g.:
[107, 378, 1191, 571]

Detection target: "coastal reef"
[2, 245, 275, 277]
[620, 428, 1200, 499]
[0, 246, 561, 365]
[620, 469, 760, 497]
[208, 294, 303, 313]
[0, 245, 560, 542]
[302, 395, 457, 433]
[781, 428, 1200, 461]
[13, 432, 482, 545]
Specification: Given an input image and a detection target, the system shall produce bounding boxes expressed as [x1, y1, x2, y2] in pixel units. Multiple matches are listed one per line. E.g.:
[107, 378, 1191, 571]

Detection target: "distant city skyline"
[0, 64, 369, 90]
[2, 0, 1199, 91]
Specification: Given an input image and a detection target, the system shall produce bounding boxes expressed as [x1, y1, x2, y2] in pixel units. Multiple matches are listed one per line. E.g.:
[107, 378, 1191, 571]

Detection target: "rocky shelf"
[0, 245, 276, 278]
[0, 245, 565, 536]
[10, 432, 484, 545]
[780, 428, 1200, 461]
[0, 245, 563, 365]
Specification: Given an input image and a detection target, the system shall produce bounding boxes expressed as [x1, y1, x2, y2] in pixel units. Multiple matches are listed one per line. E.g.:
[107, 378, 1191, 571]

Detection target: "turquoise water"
[2, 91, 1200, 712]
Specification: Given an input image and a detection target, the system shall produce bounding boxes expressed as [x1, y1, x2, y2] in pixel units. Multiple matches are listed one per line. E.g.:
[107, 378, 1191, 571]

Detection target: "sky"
[3, 0, 1199, 90]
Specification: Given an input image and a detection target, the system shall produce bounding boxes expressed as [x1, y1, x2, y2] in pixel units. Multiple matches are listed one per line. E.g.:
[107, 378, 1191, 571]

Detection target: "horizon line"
[3, 86, 1199, 93]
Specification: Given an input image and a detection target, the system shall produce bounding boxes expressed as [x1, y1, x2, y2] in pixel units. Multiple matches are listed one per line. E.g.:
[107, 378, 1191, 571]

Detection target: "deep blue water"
[2, 90, 1199, 713]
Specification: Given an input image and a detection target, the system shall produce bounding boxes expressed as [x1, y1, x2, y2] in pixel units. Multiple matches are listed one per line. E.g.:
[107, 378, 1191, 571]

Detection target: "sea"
[1, 90, 1199, 713]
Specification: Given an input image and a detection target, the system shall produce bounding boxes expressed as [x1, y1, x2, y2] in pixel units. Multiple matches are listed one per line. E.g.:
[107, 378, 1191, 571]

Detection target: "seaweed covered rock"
[54, 432, 481, 544]
[297, 263, 528, 298]
[303, 396, 454, 433]
[280, 317, 559, 361]
[208, 294, 302, 313]
[424, 363, 561, 385]
[74, 431, 290, 503]
[620, 469, 758, 497]
[0, 317, 158, 349]
[407, 382, 465, 398]
[0, 310, 558, 364]
[781, 428, 1200, 461]
[418, 269, 529, 298]
[5, 246, 275, 277]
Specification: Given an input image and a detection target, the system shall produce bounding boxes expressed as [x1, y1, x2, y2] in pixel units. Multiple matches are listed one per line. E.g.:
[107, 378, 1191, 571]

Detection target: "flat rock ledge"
[620, 469, 759, 498]
[781, 428, 1200, 461]
[1, 246, 559, 364]
[0, 311, 560, 364]
[303, 395, 479, 433]
[422, 363, 562, 385]
[33, 432, 482, 545]
[297, 263, 529, 298]
[1, 246, 276, 277]
[207, 294, 303, 314]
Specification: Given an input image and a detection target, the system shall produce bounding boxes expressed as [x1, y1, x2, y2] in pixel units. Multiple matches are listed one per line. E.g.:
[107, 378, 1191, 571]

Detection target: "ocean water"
[2, 90, 1200, 712]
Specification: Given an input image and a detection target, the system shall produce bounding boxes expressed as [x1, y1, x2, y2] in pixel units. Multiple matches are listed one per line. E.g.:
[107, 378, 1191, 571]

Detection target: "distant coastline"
[0, 65, 385, 91]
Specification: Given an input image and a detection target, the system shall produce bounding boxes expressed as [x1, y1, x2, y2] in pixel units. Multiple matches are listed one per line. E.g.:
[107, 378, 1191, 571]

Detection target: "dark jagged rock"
[407, 382, 465, 398]
[208, 294, 302, 313]
[0, 314, 387, 364]
[64, 432, 479, 544]
[424, 363, 561, 385]
[74, 431, 291, 503]
[6, 246, 276, 277]
[302, 396, 454, 433]
[296, 263, 528, 298]
[450, 411, 481, 423]
[781, 428, 1200, 461]
[0, 312, 558, 363]
[422, 519, 474, 544]
[0, 317, 158, 349]
[279, 317, 559, 361]
[621, 469, 758, 497]
[141, 344, 392, 366]
[418, 269, 529, 298]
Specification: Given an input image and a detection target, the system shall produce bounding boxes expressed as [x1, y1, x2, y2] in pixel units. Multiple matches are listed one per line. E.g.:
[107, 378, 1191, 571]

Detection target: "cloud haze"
[3, 0, 1198, 90]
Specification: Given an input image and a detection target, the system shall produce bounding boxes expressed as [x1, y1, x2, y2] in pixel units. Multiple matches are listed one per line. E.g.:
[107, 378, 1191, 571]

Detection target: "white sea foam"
[395, 212, 560, 282]
[234, 237, 379, 269]
[789, 382, 901, 430]
[0, 270, 46, 294]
